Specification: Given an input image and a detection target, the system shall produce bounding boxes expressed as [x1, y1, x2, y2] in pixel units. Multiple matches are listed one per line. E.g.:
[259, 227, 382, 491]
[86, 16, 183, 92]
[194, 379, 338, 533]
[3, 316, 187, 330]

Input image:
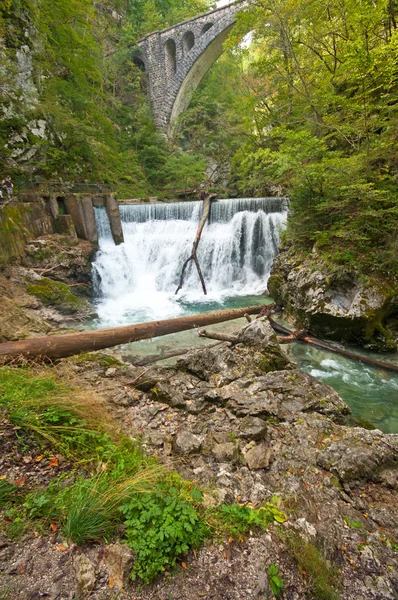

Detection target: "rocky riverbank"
[0, 233, 95, 343]
[268, 247, 398, 351]
[1, 320, 397, 599]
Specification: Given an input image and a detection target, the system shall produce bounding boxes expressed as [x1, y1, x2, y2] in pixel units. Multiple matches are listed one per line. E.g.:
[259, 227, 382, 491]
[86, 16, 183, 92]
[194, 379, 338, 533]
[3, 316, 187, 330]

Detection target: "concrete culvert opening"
[56, 196, 66, 215]
[183, 31, 195, 52]
[165, 38, 177, 80]
[202, 23, 213, 35]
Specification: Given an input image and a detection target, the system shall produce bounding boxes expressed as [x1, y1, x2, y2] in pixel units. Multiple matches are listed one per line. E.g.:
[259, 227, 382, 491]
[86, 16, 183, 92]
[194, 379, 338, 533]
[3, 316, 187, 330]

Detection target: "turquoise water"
[286, 342, 398, 434]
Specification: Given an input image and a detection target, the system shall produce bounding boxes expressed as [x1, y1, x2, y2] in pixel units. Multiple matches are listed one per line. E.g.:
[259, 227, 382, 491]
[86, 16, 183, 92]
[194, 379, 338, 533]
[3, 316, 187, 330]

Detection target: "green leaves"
[120, 475, 209, 583]
[212, 500, 287, 540]
[223, 0, 398, 277]
[268, 563, 285, 597]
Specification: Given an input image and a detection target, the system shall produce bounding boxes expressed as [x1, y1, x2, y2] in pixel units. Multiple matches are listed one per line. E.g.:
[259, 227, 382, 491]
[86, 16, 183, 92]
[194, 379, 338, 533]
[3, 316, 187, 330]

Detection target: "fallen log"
[197, 329, 239, 344]
[0, 305, 264, 361]
[132, 340, 223, 366]
[268, 316, 398, 373]
[175, 192, 216, 296]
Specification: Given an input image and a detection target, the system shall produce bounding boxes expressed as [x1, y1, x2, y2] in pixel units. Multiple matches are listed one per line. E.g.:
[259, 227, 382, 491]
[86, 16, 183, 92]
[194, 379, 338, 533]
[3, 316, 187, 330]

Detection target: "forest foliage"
[0, 0, 397, 274]
[183, 0, 398, 275]
[0, 0, 212, 196]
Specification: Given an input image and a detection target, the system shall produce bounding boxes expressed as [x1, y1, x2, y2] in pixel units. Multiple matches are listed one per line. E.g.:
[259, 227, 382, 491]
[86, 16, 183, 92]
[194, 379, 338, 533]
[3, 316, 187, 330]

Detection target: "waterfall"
[92, 198, 287, 326]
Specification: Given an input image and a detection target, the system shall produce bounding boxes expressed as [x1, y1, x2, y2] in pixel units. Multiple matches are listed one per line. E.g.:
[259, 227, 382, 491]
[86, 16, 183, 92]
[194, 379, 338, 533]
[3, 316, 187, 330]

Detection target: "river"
[91, 198, 398, 433]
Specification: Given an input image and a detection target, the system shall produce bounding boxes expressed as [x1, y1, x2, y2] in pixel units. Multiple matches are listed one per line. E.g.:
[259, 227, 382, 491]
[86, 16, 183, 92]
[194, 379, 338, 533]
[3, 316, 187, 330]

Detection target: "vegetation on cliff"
[0, 0, 211, 196]
[182, 0, 398, 278]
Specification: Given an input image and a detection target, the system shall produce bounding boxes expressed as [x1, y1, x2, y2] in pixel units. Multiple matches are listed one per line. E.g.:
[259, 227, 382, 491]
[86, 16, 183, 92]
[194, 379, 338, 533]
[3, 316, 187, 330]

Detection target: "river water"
[91, 198, 398, 433]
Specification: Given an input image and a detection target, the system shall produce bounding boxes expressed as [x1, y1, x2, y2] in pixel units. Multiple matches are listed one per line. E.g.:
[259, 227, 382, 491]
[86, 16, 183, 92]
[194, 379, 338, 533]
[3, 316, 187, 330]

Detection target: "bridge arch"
[201, 23, 213, 35]
[164, 38, 177, 81]
[138, 1, 248, 137]
[182, 31, 195, 53]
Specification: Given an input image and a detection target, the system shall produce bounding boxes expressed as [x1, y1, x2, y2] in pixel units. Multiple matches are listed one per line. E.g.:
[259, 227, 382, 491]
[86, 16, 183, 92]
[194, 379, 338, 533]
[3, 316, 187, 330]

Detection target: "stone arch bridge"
[137, 1, 248, 138]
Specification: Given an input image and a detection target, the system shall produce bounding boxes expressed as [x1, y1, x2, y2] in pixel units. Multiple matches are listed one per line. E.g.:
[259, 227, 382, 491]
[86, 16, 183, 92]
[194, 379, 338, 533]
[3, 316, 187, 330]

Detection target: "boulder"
[317, 428, 398, 487]
[102, 543, 134, 590]
[173, 430, 202, 454]
[237, 319, 279, 348]
[212, 441, 240, 463]
[268, 247, 398, 350]
[209, 370, 350, 423]
[244, 444, 272, 470]
[73, 553, 96, 599]
[239, 416, 268, 441]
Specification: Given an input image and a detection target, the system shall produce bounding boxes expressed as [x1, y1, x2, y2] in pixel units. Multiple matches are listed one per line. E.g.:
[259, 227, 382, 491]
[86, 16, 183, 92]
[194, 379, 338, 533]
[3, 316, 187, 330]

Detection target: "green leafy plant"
[213, 501, 286, 540]
[208, 495, 287, 544]
[268, 563, 285, 597]
[344, 515, 362, 529]
[120, 475, 208, 583]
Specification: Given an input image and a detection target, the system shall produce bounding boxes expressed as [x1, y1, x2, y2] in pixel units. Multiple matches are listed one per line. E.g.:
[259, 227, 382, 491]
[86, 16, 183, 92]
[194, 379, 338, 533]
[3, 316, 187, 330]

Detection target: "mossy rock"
[257, 348, 291, 373]
[69, 352, 124, 367]
[27, 277, 86, 314]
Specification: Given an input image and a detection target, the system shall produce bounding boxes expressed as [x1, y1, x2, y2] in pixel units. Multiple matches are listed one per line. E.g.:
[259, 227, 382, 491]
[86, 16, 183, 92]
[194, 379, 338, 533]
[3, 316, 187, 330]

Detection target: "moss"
[258, 348, 290, 373]
[69, 353, 124, 367]
[0, 206, 28, 268]
[330, 476, 343, 490]
[27, 278, 85, 314]
[267, 275, 284, 303]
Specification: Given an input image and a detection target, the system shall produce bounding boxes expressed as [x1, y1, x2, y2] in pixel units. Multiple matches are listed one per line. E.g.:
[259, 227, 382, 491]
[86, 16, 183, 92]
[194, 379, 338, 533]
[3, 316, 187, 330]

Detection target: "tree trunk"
[268, 317, 398, 373]
[0, 305, 264, 361]
[175, 193, 216, 295]
[197, 329, 239, 344]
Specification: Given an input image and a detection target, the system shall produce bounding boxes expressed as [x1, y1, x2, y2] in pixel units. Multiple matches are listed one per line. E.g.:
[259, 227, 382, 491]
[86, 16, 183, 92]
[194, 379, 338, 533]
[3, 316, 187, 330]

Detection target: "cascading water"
[92, 198, 287, 326]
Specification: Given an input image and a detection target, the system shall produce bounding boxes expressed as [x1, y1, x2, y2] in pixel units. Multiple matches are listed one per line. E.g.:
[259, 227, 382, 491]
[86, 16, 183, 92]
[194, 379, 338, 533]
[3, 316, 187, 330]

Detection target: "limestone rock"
[212, 370, 349, 423]
[245, 444, 272, 470]
[239, 416, 268, 440]
[73, 553, 96, 599]
[23, 236, 94, 291]
[178, 342, 291, 387]
[317, 428, 398, 486]
[173, 430, 202, 454]
[150, 380, 186, 409]
[268, 247, 398, 350]
[102, 543, 134, 590]
[237, 319, 279, 348]
[212, 442, 240, 463]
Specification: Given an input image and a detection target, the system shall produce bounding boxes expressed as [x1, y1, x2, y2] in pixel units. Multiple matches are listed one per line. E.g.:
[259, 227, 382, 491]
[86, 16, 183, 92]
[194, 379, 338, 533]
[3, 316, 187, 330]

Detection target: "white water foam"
[92, 198, 287, 326]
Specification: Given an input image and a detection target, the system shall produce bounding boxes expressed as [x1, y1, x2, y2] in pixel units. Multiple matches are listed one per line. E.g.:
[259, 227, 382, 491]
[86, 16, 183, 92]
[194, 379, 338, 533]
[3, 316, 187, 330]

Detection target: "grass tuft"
[0, 480, 19, 507]
[284, 533, 340, 600]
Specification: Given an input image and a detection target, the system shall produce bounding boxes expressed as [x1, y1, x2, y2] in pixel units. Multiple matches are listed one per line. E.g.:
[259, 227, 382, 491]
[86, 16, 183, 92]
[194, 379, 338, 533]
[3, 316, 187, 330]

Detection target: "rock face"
[73, 553, 96, 599]
[1, 321, 398, 600]
[23, 234, 95, 292]
[0, 203, 54, 269]
[268, 247, 398, 350]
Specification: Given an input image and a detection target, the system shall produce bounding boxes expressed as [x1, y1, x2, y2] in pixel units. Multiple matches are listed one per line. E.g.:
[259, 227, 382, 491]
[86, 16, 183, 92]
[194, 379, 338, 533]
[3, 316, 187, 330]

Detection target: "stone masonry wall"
[138, 1, 248, 136]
